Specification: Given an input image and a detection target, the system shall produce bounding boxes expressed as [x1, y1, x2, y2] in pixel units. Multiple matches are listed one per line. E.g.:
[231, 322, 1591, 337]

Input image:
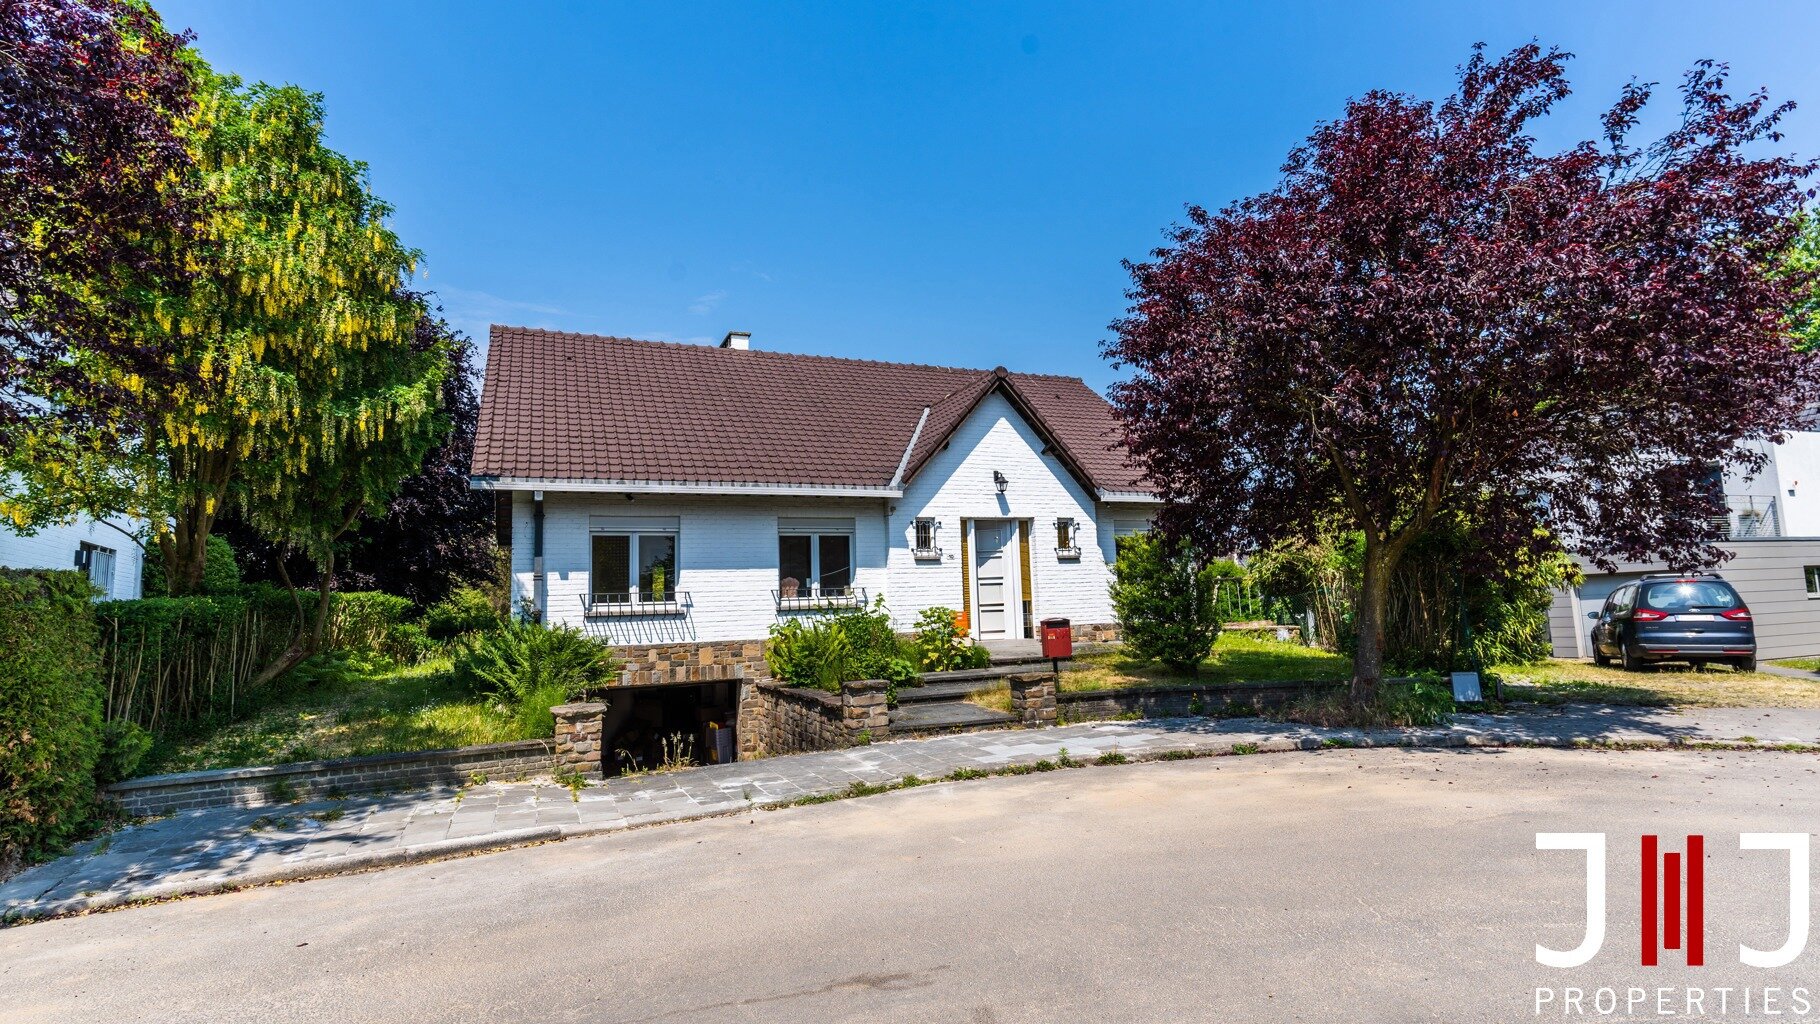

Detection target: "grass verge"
[1493, 659, 1820, 709]
[1058, 634, 1350, 693]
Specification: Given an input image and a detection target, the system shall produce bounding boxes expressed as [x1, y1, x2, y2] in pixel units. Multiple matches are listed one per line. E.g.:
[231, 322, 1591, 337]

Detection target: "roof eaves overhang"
[1096, 489, 1164, 504]
[470, 476, 903, 499]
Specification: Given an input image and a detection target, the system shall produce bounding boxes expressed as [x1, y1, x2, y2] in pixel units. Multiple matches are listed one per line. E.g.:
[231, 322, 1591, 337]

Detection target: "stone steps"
[893, 679, 994, 704]
[891, 701, 1018, 735]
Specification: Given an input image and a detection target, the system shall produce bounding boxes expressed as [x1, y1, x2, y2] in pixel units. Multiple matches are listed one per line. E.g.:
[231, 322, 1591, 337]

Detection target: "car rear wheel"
[1734, 655, 1757, 673]
[1621, 641, 1644, 672]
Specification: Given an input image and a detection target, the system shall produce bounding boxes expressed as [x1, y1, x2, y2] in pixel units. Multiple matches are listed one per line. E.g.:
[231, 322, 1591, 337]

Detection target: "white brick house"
[0, 513, 144, 600]
[472, 327, 1158, 646]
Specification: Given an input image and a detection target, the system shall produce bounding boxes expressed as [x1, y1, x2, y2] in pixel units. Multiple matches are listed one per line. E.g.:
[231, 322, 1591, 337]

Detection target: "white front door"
[972, 520, 1020, 640]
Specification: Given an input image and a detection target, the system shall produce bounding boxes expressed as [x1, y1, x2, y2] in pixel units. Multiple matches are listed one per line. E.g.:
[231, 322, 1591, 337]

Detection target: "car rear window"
[1639, 581, 1741, 612]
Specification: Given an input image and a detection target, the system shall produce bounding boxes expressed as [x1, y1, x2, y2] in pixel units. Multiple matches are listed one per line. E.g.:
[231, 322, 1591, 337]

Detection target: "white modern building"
[1548, 426, 1820, 661]
[0, 513, 144, 600]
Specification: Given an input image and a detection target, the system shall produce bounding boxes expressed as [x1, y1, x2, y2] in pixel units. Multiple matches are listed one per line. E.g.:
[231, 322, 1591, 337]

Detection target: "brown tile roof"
[472, 326, 1151, 495]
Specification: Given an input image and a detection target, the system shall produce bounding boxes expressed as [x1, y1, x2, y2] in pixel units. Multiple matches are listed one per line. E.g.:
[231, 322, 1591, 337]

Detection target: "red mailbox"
[1040, 617, 1073, 660]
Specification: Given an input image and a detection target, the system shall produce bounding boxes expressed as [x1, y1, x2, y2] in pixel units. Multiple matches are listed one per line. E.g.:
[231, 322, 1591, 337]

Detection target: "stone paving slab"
[6, 703, 1820, 924]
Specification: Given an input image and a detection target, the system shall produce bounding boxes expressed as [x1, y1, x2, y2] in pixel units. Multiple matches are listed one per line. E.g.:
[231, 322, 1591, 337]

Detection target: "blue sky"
[159, 1, 1820, 393]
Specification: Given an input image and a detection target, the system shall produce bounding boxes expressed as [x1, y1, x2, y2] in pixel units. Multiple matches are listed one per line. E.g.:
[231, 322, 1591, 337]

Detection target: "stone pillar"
[1008, 672, 1057, 728]
[736, 682, 771, 760]
[840, 679, 891, 743]
[551, 702, 607, 778]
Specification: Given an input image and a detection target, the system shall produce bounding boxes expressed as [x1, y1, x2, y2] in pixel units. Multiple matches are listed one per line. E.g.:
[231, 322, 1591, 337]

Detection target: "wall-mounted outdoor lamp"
[993, 470, 1009, 494]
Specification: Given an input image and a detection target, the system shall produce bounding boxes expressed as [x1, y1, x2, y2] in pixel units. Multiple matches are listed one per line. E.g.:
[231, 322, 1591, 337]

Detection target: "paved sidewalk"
[6, 703, 1820, 923]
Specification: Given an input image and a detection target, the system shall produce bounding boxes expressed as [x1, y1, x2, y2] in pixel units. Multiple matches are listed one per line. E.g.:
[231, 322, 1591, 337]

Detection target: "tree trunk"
[1351, 539, 1396, 704]
[248, 551, 336, 688]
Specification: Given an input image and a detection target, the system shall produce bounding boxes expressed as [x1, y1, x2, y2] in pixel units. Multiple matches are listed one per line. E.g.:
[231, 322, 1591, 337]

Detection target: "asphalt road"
[4, 747, 1818, 1023]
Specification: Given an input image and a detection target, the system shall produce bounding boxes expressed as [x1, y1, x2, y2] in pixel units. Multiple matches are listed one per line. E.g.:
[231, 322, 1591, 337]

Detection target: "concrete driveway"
[3, 746, 1818, 1022]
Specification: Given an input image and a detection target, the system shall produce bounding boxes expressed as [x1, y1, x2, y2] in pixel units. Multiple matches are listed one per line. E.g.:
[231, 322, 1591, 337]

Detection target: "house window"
[77, 542, 115, 596]
[1055, 518, 1080, 559]
[911, 517, 940, 559]
[587, 516, 680, 610]
[1806, 565, 1820, 599]
[778, 517, 860, 607]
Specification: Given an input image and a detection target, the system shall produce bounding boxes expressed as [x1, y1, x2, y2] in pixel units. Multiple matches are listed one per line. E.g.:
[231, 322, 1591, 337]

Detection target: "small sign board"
[1450, 671, 1483, 703]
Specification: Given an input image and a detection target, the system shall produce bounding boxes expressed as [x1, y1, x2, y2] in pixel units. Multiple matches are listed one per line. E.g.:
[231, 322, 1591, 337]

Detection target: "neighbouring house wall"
[0, 515, 144, 600]
[1547, 539, 1820, 660]
[887, 390, 1155, 637]
[1775, 429, 1820, 537]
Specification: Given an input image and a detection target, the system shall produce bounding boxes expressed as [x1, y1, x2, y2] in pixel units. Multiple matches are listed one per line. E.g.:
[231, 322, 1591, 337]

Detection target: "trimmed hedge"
[97, 588, 425, 734]
[0, 569, 104, 870]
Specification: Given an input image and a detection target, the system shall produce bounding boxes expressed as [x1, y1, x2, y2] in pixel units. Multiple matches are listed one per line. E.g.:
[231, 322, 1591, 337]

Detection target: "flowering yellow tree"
[5, 73, 445, 628]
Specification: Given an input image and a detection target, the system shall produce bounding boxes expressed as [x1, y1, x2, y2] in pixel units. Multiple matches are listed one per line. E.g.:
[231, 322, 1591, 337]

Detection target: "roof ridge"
[489, 324, 1090, 386]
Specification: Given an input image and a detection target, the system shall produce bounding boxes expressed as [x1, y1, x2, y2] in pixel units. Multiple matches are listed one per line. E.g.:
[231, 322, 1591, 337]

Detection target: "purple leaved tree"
[0, 0, 197, 443]
[1106, 44, 1820, 700]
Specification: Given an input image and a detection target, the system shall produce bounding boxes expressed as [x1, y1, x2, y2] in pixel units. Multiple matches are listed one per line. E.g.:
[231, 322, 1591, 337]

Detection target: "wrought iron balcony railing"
[773, 585, 867, 612]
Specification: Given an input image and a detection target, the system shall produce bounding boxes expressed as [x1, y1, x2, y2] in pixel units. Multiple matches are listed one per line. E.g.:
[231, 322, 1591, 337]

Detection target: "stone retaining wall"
[106, 739, 556, 816]
[1069, 621, 1120, 644]
[737, 680, 890, 758]
[618, 639, 769, 687]
[1057, 681, 1343, 724]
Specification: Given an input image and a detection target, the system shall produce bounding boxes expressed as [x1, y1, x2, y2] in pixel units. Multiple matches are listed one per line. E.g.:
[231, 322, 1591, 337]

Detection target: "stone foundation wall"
[617, 639, 769, 687]
[106, 739, 556, 816]
[1057, 681, 1342, 724]
[1069, 621, 1121, 644]
[737, 679, 889, 758]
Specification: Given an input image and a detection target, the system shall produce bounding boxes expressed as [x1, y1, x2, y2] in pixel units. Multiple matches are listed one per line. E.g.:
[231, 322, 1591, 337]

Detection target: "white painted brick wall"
[0, 516, 144, 600]
[514, 390, 1157, 644]
[514, 492, 891, 644]
[886, 390, 1152, 635]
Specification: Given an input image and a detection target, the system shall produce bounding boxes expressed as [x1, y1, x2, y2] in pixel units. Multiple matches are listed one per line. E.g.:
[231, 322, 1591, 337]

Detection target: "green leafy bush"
[141, 534, 243, 596]
[1109, 532, 1224, 672]
[0, 569, 103, 869]
[453, 622, 617, 736]
[912, 606, 989, 671]
[766, 616, 856, 689]
[329, 591, 418, 662]
[95, 720, 153, 786]
[766, 598, 917, 690]
[422, 585, 502, 641]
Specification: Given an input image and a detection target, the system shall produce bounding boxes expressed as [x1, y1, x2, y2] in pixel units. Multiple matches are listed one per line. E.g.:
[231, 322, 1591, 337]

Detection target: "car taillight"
[1633, 609, 1669, 621]
[1721, 608, 1752, 621]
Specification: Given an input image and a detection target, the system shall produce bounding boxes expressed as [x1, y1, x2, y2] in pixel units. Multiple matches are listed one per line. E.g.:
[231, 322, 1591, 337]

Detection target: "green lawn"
[1058, 634, 1352, 693]
[1495, 659, 1820, 708]
[1045, 635, 1820, 711]
[139, 658, 534, 777]
[1772, 657, 1820, 673]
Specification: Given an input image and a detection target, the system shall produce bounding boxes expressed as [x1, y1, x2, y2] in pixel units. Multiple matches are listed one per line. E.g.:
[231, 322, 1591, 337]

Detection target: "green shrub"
[766, 597, 915, 690]
[387, 621, 437, 665]
[329, 591, 417, 662]
[766, 616, 856, 689]
[1109, 532, 1224, 672]
[0, 569, 104, 868]
[422, 585, 502, 641]
[97, 587, 309, 732]
[141, 534, 242, 596]
[95, 720, 153, 786]
[912, 606, 989, 671]
[453, 622, 617, 736]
